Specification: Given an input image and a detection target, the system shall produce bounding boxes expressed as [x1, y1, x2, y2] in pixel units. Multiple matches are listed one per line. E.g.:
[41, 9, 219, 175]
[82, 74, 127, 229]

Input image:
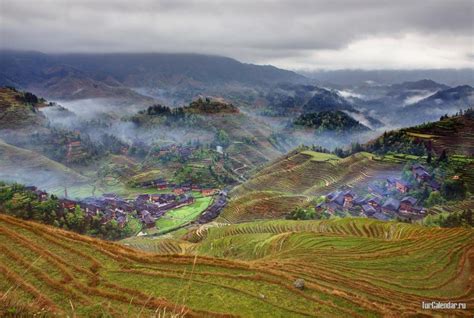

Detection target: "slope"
[0, 139, 89, 190]
[1, 214, 472, 317]
[218, 151, 401, 223]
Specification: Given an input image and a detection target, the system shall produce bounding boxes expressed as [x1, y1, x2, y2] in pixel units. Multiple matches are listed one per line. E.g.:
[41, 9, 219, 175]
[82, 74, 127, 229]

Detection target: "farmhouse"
[173, 188, 185, 195]
[368, 183, 388, 198]
[399, 196, 417, 213]
[382, 198, 400, 214]
[361, 204, 376, 216]
[412, 164, 431, 182]
[60, 199, 76, 212]
[428, 180, 441, 191]
[367, 197, 382, 210]
[371, 212, 390, 221]
[396, 180, 410, 193]
[140, 210, 155, 228]
[342, 190, 355, 208]
[201, 189, 217, 197]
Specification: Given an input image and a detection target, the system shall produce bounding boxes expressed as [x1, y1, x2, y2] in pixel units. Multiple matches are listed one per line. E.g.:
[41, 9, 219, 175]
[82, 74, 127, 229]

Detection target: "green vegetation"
[0, 182, 135, 240]
[1, 215, 472, 317]
[153, 196, 213, 234]
[293, 111, 369, 133]
[220, 150, 401, 223]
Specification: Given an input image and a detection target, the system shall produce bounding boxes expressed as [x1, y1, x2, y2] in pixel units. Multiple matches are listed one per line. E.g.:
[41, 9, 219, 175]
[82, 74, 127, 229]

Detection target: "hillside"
[293, 111, 370, 133]
[0, 51, 305, 101]
[403, 85, 474, 123]
[1, 214, 472, 317]
[218, 151, 401, 223]
[365, 109, 474, 157]
[185, 97, 239, 114]
[0, 139, 89, 190]
[0, 87, 47, 128]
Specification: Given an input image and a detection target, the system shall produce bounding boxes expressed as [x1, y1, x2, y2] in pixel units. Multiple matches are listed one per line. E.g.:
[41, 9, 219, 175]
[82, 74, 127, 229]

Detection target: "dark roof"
[412, 164, 425, 170]
[401, 196, 417, 205]
[327, 202, 341, 211]
[387, 177, 398, 184]
[414, 168, 430, 178]
[396, 179, 410, 187]
[327, 191, 345, 205]
[372, 212, 390, 221]
[367, 196, 381, 205]
[382, 198, 400, 211]
[362, 204, 376, 215]
[353, 197, 366, 205]
[428, 180, 441, 190]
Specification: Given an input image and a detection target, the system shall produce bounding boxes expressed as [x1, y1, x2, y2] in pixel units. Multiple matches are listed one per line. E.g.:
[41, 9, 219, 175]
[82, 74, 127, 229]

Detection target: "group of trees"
[424, 209, 473, 228]
[0, 182, 137, 240]
[293, 111, 368, 133]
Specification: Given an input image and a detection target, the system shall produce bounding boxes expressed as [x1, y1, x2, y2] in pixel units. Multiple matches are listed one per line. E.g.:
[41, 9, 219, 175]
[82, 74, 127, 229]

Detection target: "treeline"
[293, 111, 369, 133]
[424, 209, 473, 228]
[0, 182, 136, 240]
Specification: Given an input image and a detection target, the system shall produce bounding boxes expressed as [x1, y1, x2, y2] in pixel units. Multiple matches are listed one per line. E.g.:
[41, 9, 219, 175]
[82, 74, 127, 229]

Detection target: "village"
[317, 163, 441, 221]
[25, 181, 226, 231]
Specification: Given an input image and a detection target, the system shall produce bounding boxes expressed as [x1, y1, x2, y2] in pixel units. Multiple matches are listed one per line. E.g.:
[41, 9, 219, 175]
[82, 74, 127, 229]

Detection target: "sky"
[1, 0, 473, 70]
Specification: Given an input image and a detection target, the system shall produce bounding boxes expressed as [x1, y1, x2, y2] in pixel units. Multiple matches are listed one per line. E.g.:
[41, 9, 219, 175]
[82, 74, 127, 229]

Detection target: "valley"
[0, 51, 473, 317]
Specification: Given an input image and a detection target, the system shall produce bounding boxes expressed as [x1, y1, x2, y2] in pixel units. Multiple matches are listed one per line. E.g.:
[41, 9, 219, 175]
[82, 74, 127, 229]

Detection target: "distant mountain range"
[0, 50, 305, 101]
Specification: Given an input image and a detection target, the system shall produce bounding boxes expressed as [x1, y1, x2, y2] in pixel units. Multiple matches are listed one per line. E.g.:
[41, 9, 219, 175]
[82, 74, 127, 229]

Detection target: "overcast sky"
[1, 0, 473, 70]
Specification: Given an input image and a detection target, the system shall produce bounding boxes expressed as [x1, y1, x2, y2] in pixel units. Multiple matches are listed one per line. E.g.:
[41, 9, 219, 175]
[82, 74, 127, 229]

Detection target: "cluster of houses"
[153, 144, 196, 160]
[317, 164, 440, 221]
[26, 185, 221, 230]
[134, 178, 218, 197]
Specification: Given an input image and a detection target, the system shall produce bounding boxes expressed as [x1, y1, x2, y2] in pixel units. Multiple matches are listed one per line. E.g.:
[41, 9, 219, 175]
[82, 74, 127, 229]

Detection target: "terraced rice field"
[406, 115, 474, 156]
[219, 151, 401, 223]
[2, 214, 472, 317]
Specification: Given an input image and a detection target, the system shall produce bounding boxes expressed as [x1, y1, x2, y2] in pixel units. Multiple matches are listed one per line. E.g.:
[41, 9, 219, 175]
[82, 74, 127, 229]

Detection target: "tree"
[441, 179, 466, 201]
[438, 150, 448, 163]
[425, 191, 445, 207]
[215, 130, 230, 147]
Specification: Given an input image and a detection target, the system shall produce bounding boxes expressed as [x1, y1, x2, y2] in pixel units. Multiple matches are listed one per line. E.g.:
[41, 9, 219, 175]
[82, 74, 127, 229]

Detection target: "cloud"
[1, 0, 473, 69]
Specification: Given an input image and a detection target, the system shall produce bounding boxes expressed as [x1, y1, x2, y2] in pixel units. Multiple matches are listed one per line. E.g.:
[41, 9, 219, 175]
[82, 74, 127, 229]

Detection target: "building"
[367, 197, 382, 210]
[395, 180, 410, 193]
[201, 189, 217, 197]
[361, 204, 376, 216]
[412, 164, 431, 182]
[140, 210, 155, 228]
[173, 188, 185, 195]
[382, 198, 400, 214]
[342, 190, 355, 208]
[371, 212, 391, 221]
[60, 199, 76, 212]
[400, 196, 417, 213]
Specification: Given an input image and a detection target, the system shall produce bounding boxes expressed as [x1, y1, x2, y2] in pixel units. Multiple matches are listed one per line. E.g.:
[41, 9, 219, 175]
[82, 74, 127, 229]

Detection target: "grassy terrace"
[219, 151, 401, 223]
[151, 196, 214, 234]
[0, 215, 472, 317]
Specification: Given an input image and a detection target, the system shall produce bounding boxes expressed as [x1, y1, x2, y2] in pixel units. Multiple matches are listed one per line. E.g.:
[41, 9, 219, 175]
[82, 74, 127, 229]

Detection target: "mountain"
[389, 79, 449, 91]
[0, 51, 306, 101]
[403, 85, 474, 122]
[302, 68, 474, 86]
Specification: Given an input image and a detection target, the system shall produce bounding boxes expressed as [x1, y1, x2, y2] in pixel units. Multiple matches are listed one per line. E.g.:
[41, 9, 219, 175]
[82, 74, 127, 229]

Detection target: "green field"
[300, 150, 340, 162]
[152, 196, 213, 234]
[1, 215, 472, 317]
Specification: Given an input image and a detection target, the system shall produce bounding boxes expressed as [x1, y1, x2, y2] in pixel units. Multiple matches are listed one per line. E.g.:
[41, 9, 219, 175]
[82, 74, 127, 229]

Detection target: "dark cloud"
[1, 0, 473, 69]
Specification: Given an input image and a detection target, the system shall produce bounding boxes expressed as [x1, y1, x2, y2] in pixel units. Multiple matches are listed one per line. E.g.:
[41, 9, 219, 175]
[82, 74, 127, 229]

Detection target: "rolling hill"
[218, 150, 401, 223]
[0, 139, 89, 190]
[1, 214, 472, 317]
[0, 51, 305, 101]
